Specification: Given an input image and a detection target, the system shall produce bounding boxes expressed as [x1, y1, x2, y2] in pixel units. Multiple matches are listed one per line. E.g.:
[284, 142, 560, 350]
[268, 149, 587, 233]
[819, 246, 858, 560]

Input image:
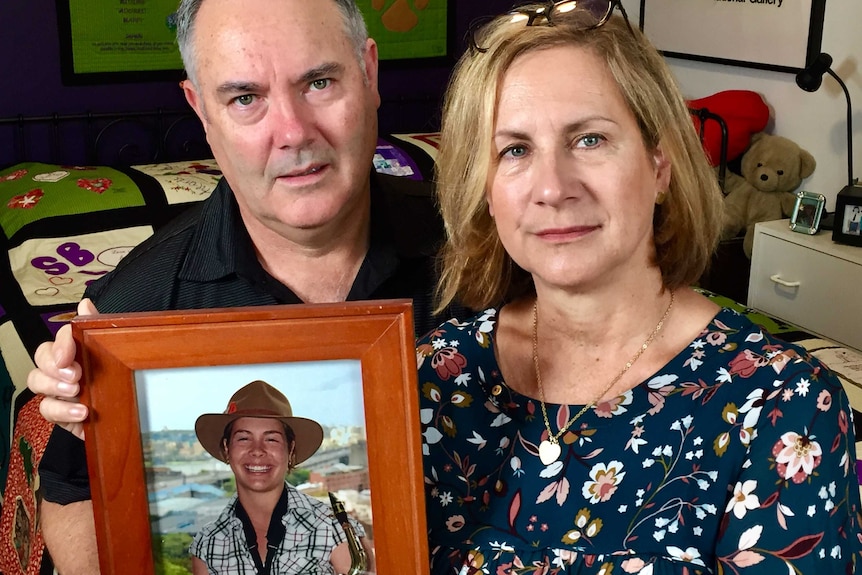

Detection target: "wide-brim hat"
[195, 380, 324, 465]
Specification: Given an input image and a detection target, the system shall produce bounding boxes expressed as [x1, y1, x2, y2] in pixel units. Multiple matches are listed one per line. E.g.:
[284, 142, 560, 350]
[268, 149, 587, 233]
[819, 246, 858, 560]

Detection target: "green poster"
[68, 0, 182, 74]
[64, 0, 447, 75]
[356, 0, 448, 60]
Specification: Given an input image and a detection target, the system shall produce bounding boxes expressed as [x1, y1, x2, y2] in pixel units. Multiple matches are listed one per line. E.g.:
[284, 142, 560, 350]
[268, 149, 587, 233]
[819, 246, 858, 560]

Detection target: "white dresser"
[748, 219, 862, 352]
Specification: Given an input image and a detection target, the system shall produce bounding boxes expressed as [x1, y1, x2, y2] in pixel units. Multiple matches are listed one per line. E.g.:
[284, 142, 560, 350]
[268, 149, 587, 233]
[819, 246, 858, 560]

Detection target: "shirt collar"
[177, 172, 429, 300]
[227, 483, 324, 531]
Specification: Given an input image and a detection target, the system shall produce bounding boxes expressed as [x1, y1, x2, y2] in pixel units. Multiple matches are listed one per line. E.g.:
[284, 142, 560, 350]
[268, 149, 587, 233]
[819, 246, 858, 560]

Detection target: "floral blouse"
[416, 307, 862, 574]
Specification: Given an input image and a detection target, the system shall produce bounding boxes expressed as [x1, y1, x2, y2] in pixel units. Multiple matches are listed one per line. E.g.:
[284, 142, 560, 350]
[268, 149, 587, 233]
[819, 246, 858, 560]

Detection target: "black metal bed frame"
[0, 95, 442, 170]
[0, 108, 210, 169]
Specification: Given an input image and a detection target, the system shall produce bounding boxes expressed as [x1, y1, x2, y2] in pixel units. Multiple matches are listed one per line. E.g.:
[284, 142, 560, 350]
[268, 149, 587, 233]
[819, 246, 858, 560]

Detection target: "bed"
[0, 107, 860, 575]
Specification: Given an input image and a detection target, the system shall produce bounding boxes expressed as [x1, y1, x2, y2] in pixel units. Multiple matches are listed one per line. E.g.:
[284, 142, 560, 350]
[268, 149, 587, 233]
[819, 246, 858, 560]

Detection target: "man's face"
[183, 0, 380, 241]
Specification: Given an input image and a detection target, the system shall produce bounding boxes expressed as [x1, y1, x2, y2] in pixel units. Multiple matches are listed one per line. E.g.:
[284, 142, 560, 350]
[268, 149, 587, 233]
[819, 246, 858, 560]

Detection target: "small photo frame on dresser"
[789, 190, 826, 235]
[833, 185, 862, 247]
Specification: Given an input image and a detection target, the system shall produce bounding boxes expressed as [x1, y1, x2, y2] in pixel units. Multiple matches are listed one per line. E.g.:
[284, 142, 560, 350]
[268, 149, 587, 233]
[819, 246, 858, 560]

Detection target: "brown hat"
[194, 380, 324, 465]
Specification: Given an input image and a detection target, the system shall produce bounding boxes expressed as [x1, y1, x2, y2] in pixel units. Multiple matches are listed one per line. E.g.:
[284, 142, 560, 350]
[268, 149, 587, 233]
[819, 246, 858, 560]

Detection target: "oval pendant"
[538, 439, 561, 465]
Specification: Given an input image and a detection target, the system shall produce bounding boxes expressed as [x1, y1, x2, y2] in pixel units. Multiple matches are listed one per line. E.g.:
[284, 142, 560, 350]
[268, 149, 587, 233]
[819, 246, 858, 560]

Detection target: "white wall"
[629, 0, 861, 210]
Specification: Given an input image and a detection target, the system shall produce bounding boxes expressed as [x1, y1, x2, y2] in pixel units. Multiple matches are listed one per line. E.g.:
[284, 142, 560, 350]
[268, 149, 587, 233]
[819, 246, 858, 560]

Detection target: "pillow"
[377, 133, 440, 180]
[687, 90, 770, 166]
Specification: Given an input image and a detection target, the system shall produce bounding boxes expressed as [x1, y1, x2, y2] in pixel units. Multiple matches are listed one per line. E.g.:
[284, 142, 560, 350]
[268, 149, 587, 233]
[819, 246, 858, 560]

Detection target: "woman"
[190, 380, 372, 574]
[417, 2, 862, 573]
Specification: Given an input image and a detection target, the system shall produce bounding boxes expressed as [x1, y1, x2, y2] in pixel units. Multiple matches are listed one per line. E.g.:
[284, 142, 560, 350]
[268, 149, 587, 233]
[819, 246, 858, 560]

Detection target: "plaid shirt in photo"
[190, 483, 366, 574]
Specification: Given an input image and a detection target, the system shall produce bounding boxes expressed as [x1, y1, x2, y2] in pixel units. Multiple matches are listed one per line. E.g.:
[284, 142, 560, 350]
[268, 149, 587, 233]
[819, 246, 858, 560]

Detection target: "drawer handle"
[769, 274, 801, 288]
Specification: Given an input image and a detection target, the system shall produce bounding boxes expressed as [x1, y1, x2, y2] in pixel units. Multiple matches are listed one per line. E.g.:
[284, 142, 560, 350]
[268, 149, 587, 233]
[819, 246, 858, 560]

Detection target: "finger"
[39, 396, 88, 427]
[51, 324, 79, 373]
[27, 365, 80, 399]
[78, 298, 98, 316]
[31, 332, 81, 384]
[42, 299, 98, 375]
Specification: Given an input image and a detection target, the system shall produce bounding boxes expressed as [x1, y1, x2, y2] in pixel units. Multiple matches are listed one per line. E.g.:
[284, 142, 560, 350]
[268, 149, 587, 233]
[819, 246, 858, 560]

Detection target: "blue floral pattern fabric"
[416, 307, 862, 574]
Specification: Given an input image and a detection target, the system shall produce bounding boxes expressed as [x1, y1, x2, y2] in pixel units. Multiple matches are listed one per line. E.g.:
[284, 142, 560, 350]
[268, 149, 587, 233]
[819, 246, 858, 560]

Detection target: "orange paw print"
[371, 0, 429, 33]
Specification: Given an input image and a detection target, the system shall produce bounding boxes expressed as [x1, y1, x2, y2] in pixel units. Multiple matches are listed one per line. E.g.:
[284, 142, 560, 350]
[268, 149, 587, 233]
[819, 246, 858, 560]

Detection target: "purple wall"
[1, 1, 503, 132]
[1, 0, 187, 117]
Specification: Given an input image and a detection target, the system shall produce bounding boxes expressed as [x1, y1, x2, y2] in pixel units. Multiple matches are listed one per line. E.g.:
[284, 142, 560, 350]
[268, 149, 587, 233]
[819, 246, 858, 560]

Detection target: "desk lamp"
[796, 53, 861, 242]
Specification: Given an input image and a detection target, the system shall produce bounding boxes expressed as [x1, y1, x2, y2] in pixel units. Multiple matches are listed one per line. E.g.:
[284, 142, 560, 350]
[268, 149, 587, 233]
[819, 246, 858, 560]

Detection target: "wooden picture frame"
[639, 0, 826, 73]
[73, 300, 429, 574]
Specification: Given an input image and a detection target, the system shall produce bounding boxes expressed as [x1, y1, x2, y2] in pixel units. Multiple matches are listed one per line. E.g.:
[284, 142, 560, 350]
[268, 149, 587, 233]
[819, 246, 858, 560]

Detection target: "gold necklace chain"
[533, 290, 675, 448]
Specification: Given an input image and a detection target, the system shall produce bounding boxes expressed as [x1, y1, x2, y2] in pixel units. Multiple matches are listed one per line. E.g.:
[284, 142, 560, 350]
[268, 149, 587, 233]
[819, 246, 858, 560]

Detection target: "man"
[27, 0, 455, 572]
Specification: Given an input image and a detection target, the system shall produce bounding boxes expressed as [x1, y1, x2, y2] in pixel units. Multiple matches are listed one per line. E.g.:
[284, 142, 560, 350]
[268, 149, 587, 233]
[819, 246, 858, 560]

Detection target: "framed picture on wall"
[639, 0, 827, 73]
[356, 0, 452, 64]
[56, 0, 452, 85]
[55, 0, 185, 85]
[73, 301, 429, 575]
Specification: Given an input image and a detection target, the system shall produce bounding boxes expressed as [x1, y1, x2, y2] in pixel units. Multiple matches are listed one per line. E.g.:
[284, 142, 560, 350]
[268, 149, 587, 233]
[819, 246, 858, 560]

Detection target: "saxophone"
[328, 492, 368, 575]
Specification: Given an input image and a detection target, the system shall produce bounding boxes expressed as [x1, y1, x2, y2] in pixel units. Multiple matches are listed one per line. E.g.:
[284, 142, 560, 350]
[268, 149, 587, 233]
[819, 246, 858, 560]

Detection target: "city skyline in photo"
[134, 359, 366, 433]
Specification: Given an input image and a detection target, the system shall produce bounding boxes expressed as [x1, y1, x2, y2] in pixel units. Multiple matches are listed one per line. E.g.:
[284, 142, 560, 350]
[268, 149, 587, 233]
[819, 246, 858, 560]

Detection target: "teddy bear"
[721, 132, 817, 258]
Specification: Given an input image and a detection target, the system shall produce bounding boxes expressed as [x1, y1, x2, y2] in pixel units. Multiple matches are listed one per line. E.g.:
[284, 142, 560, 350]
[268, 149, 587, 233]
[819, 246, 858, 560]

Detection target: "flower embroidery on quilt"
[1, 169, 27, 181]
[6, 189, 43, 209]
[76, 177, 112, 194]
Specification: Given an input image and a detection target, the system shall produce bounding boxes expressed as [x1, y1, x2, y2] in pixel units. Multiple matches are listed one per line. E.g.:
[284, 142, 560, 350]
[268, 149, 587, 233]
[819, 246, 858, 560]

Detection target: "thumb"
[77, 298, 99, 317]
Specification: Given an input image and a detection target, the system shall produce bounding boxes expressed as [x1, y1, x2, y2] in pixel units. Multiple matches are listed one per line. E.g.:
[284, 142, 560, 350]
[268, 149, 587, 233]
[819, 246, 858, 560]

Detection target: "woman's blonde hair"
[435, 7, 723, 311]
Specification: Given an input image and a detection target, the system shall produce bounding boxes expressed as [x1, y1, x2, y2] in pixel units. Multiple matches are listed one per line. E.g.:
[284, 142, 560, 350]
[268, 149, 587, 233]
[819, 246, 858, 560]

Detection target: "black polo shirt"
[85, 171, 448, 333]
[40, 171, 460, 504]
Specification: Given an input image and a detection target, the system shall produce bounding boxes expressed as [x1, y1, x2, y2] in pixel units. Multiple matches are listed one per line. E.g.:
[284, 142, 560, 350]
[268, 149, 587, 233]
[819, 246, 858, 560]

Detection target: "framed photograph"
[640, 0, 826, 73]
[789, 190, 826, 234]
[73, 300, 429, 575]
[832, 185, 862, 246]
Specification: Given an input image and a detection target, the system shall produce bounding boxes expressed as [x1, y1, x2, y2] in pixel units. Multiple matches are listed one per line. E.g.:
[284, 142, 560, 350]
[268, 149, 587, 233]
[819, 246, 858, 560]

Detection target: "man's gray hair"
[176, 0, 369, 87]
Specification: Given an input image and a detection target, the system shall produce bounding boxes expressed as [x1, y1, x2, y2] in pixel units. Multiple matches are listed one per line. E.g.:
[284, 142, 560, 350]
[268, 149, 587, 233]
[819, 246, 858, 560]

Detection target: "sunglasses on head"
[469, 0, 635, 53]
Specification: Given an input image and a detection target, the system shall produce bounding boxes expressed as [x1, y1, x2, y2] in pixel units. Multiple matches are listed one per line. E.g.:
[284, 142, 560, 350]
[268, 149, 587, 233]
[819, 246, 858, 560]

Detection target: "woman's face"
[225, 417, 292, 496]
[486, 44, 670, 293]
